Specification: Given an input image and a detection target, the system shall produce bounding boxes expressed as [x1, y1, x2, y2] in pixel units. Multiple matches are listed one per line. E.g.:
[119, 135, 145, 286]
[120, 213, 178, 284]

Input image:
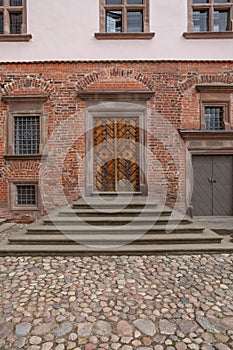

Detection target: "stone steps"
[0, 196, 229, 254]
[43, 215, 192, 226]
[9, 230, 221, 246]
[24, 223, 205, 235]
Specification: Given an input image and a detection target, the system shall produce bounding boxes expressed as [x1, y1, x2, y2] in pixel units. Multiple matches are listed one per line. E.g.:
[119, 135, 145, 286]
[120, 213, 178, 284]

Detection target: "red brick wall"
[0, 61, 233, 222]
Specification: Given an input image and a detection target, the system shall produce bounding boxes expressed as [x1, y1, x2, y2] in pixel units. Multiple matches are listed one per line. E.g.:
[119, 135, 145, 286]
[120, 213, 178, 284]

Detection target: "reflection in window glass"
[0, 13, 3, 34]
[193, 0, 208, 3]
[127, 0, 143, 4]
[214, 10, 230, 31]
[127, 11, 143, 32]
[106, 0, 122, 4]
[214, 0, 230, 3]
[193, 10, 209, 32]
[106, 11, 122, 32]
[10, 0, 22, 6]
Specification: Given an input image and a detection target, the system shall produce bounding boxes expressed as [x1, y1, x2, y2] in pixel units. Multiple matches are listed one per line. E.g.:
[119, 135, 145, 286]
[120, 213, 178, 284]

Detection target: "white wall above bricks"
[0, 0, 233, 62]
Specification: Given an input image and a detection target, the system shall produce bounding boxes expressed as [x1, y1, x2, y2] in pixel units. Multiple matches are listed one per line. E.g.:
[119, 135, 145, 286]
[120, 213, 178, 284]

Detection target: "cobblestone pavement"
[0, 252, 232, 350]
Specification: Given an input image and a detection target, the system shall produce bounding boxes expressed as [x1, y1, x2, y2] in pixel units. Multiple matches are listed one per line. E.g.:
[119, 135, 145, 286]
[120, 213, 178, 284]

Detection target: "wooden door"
[192, 155, 233, 216]
[93, 117, 140, 192]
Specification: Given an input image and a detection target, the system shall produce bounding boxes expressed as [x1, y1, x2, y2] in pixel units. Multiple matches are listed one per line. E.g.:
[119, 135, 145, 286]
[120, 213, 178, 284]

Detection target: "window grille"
[204, 106, 224, 130]
[16, 185, 36, 205]
[14, 116, 40, 154]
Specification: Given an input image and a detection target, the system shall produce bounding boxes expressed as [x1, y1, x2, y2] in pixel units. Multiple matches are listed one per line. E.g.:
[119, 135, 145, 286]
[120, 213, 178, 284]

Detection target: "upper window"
[95, 0, 155, 39]
[0, 0, 31, 41]
[184, 0, 233, 38]
[196, 85, 233, 130]
[14, 115, 40, 155]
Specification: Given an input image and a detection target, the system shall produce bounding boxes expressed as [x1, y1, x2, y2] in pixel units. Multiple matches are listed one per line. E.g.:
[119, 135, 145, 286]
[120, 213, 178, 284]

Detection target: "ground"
[0, 226, 233, 350]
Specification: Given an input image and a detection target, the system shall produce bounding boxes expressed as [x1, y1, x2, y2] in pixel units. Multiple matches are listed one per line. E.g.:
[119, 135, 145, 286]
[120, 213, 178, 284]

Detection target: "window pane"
[204, 107, 224, 130]
[16, 185, 36, 205]
[127, 11, 143, 32]
[193, 0, 209, 3]
[127, 0, 143, 4]
[214, 10, 230, 31]
[106, 11, 122, 32]
[10, 12, 22, 34]
[214, 0, 230, 3]
[193, 10, 209, 32]
[106, 0, 122, 4]
[0, 13, 3, 34]
[10, 0, 22, 6]
[0, 1, 3, 6]
[14, 116, 40, 154]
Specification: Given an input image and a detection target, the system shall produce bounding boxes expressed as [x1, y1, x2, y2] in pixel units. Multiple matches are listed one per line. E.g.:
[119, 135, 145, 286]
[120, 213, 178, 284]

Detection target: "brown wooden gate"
[192, 155, 233, 216]
[93, 117, 140, 192]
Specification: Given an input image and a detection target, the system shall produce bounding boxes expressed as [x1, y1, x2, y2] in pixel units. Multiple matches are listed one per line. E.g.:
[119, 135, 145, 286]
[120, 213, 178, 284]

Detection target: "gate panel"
[213, 156, 233, 215]
[192, 156, 213, 216]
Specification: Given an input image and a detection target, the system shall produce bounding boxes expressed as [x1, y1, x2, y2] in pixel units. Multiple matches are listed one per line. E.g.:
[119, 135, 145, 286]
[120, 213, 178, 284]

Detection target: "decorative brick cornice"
[1, 77, 53, 96]
[180, 75, 233, 93]
[77, 68, 155, 91]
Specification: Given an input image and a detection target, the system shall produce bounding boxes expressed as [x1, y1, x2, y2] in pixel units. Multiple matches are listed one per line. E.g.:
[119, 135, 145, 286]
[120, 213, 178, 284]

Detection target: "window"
[0, 0, 31, 41]
[196, 85, 233, 130]
[95, 0, 155, 39]
[16, 185, 36, 205]
[1, 95, 48, 159]
[10, 180, 39, 211]
[184, 0, 233, 39]
[14, 116, 40, 155]
[204, 106, 224, 130]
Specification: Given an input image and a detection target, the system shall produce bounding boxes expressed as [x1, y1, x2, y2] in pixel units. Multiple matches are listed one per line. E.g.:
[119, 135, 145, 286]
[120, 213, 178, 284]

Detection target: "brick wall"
[0, 61, 233, 222]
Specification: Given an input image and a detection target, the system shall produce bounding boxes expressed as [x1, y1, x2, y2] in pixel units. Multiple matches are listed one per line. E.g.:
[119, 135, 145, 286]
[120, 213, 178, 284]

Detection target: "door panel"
[212, 156, 233, 215]
[93, 117, 140, 192]
[192, 156, 213, 216]
[192, 155, 233, 216]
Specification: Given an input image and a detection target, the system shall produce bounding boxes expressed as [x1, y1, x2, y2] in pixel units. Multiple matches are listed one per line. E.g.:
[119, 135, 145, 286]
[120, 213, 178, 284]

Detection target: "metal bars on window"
[204, 106, 224, 130]
[16, 185, 36, 205]
[14, 116, 40, 155]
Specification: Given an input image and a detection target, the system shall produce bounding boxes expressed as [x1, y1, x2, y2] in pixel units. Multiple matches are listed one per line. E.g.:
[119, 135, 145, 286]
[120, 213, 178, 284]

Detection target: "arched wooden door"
[93, 117, 140, 193]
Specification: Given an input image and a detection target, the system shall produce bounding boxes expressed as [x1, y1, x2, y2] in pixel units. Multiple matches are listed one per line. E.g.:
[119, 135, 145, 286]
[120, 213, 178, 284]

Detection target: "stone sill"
[94, 32, 155, 40]
[4, 154, 45, 160]
[183, 32, 233, 39]
[0, 34, 32, 42]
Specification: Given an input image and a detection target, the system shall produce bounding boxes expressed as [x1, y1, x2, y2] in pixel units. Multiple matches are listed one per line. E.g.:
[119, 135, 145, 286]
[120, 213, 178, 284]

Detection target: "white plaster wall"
[0, 0, 233, 62]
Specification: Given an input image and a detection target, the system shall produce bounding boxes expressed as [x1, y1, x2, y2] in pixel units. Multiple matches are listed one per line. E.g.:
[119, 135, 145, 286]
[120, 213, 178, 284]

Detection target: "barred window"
[16, 185, 36, 205]
[14, 116, 40, 155]
[0, 0, 26, 35]
[204, 106, 224, 130]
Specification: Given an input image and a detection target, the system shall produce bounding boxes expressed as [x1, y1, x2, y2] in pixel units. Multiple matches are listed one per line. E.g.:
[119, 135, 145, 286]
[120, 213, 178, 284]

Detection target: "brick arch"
[77, 68, 155, 91]
[180, 74, 233, 93]
[2, 162, 40, 178]
[1, 77, 53, 96]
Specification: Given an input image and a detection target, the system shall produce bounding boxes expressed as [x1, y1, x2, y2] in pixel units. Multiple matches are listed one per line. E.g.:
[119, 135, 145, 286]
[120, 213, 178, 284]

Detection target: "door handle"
[208, 178, 217, 184]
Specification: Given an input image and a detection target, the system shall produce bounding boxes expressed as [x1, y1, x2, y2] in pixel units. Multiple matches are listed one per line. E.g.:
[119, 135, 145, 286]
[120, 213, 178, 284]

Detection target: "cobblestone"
[0, 253, 232, 349]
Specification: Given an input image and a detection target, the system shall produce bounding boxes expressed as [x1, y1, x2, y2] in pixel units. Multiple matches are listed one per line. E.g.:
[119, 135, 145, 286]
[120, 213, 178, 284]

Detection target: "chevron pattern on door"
[93, 117, 140, 192]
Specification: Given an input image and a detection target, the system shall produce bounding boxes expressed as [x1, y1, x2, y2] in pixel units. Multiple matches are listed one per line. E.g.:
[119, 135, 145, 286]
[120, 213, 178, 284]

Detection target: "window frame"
[95, 0, 155, 39]
[2, 95, 48, 160]
[9, 179, 40, 211]
[0, 0, 31, 41]
[196, 85, 233, 130]
[184, 0, 233, 39]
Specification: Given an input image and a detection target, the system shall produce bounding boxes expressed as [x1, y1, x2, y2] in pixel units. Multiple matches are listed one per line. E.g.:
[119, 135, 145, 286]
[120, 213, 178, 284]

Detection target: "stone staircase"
[0, 196, 231, 255]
